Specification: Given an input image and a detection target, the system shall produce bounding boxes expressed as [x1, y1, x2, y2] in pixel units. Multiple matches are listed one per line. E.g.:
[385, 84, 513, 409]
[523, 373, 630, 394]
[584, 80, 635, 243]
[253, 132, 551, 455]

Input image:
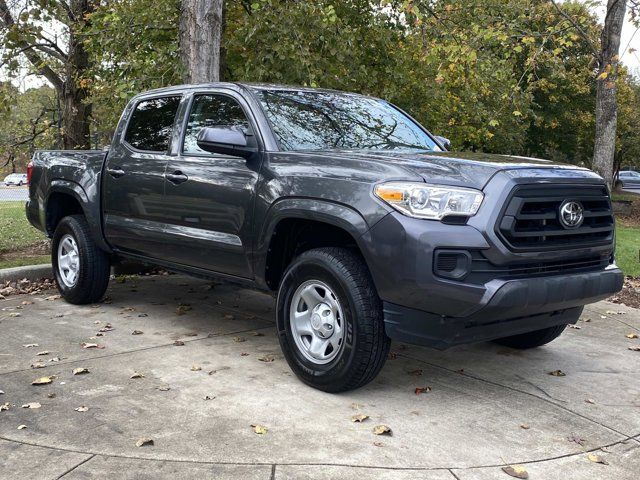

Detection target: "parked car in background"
[3, 173, 28, 186]
[617, 171, 640, 189]
[27, 83, 624, 392]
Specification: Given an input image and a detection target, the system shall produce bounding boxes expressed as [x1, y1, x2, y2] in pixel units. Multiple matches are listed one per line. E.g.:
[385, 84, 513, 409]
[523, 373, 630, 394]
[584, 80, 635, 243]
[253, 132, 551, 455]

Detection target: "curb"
[0, 263, 53, 283]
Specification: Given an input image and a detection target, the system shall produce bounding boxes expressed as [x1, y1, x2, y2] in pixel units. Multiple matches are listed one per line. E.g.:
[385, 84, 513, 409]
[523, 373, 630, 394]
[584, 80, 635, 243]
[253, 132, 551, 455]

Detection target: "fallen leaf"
[251, 332, 265, 337]
[21, 402, 41, 409]
[587, 453, 608, 465]
[132, 330, 144, 335]
[23, 344, 39, 348]
[138, 313, 148, 318]
[81, 343, 105, 349]
[35, 351, 49, 356]
[585, 398, 596, 404]
[628, 346, 640, 352]
[258, 354, 275, 362]
[32, 376, 53, 385]
[48, 357, 61, 362]
[251, 424, 268, 434]
[373, 425, 392, 436]
[157, 386, 171, 391]
[388, 352, 397, 359]
[72, 367, 90, 375]
[0, 402, 10, 411]
[47, 393, 56, 398]
[21, 300, 33, 305]
[568, 324, 581, 330]
[135, 437, 154, 447]
[408, 369, 423, 376]
[130, 371, 145, 379]
[373, 441, 384, 447]
[176, 304, 192, 315]
[502, 465, 529, 479]
[190, 365, 202, 372]
[625, 333, 638, 339]
[30, 363, 46, 369]
[520, 424, 530, 430]
[240, 352, 249, 356]
[351, 414, 369, 423]
[224, 314, 235, 320]
[75, 406, 88, 412]
[548, 370, 566, 377]
[415, 386, 432, 395]
[173, 341, 185, 346]
[9, 312, 21, 317]
[203, 395, 216, 400]
[233, 336, 246, 343]
[44, 295, 61, 301]
[17, 424, 27, 430]
[0, 390, 3, 394]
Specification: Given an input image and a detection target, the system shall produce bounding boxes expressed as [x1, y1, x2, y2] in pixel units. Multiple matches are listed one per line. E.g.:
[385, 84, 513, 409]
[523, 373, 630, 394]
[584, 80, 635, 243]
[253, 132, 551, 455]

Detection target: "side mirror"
[196, 126, 257, 159]
[434, 135, 451, 151]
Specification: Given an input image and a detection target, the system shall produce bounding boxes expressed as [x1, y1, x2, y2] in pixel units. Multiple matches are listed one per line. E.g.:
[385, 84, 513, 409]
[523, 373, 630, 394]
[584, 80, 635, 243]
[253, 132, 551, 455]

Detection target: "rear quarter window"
[124, 96, 181, 152]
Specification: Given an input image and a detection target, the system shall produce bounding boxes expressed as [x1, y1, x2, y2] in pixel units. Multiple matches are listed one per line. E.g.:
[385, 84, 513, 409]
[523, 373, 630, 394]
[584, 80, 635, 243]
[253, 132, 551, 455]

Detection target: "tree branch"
[550, 0, 600, 60]
[0, 0, 64, 92]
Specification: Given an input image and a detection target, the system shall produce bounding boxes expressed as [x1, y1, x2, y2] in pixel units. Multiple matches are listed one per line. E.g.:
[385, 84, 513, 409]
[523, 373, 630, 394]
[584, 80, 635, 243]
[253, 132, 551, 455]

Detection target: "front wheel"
[52, 215, 110, 304]
[493, 324, 568, 349]
[276, 247, 390, 392]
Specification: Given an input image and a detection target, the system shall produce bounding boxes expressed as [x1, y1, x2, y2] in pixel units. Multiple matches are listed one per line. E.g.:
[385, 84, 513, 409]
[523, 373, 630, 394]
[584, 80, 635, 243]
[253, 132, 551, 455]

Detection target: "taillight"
[27, 161, 33, 185]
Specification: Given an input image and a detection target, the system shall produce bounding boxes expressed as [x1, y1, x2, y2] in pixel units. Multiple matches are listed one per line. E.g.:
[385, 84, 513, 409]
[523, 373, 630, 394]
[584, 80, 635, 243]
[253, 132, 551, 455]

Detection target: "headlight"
[374, 182, 483, 220]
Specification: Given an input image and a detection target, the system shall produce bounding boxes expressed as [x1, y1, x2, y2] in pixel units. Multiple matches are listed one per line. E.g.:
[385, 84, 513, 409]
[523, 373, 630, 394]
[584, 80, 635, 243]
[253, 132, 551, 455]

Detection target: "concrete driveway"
[1, 274, 639, 479]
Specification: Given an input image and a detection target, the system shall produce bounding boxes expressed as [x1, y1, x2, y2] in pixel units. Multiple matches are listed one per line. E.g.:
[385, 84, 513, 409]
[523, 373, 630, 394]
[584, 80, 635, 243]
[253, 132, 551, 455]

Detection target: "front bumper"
[359, 170, 624, 349]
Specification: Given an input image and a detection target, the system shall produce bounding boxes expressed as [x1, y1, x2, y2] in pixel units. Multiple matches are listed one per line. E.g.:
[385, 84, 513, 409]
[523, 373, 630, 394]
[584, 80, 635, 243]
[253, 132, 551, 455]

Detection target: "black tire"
[493, 324, 567, 349]
[276, 247, 390, 393]
[52, 215, 110, 305]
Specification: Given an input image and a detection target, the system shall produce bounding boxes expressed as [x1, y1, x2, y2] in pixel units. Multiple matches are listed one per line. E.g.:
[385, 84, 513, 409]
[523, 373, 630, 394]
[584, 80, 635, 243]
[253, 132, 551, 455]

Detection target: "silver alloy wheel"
[57, 234, 80, 288]
[289, 280, 345, 364]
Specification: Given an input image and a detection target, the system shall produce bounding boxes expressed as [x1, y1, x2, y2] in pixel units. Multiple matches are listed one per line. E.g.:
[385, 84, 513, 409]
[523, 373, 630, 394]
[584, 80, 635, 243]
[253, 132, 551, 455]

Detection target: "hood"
[308, 149, 594, 189]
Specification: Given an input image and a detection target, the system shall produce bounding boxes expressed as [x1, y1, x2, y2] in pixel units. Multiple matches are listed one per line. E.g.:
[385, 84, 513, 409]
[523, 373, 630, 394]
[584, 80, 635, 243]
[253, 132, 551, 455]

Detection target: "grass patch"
[616, 226, 640, 277]
[0, 202, 45, 252]
[0, 255, 50, 270]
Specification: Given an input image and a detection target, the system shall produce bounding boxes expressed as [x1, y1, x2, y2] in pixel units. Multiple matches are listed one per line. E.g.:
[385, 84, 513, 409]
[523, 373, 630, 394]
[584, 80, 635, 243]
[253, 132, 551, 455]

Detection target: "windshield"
[254, 89, 440, 152]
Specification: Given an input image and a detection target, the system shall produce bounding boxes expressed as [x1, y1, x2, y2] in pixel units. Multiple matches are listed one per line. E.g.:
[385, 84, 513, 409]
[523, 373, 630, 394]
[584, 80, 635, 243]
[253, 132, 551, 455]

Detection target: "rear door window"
[124, 96, 181, 152]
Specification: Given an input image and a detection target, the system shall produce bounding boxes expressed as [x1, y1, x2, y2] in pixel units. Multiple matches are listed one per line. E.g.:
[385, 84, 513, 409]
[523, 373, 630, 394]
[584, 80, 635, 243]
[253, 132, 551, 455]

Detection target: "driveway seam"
[0, 324, 275, 377]
[1, 433, 638, 472]
[54, 453, 95, 479]
[398, 352, 635, 439]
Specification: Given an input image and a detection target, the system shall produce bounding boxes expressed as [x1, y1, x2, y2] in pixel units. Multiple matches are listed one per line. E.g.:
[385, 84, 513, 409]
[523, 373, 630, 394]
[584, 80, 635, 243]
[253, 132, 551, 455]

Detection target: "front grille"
[497, 184, 614, 251]
[465, 252, 610, 284]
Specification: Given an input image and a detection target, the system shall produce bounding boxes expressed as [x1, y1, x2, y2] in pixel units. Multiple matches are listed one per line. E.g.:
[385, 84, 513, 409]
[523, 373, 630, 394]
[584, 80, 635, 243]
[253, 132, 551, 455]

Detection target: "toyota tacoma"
[26, 83, 624, 392]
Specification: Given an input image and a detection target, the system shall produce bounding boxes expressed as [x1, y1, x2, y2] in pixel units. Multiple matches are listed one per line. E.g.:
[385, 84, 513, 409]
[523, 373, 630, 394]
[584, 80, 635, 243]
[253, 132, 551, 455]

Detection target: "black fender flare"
[253, 197, 371, 289]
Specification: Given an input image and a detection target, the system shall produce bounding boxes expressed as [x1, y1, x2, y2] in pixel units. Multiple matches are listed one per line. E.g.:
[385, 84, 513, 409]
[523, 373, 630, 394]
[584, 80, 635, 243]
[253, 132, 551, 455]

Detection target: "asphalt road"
[0, 185, 28, 202]
[0, 274, 639, 479]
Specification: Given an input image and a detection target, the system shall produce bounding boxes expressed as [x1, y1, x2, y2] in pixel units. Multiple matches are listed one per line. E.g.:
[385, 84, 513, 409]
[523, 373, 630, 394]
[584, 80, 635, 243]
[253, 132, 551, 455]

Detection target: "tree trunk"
[62, 0, 93, 149]
[179, 0, 224, 83]
[592, 0, 627, 190]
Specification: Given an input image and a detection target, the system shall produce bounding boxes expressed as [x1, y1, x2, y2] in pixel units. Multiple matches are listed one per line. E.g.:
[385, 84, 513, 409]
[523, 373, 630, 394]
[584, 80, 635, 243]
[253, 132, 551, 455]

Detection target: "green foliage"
[82, 0, 182, 144]
[0, 85, 58, 175]
[0, 202, 45, 252]
[616, 226, 640, 276]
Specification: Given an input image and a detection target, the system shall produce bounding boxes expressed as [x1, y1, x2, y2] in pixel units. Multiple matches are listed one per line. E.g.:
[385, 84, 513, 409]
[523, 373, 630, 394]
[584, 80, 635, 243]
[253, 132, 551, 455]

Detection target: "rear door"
[161, 90, 263, 278]
[103, 95, 182, 258]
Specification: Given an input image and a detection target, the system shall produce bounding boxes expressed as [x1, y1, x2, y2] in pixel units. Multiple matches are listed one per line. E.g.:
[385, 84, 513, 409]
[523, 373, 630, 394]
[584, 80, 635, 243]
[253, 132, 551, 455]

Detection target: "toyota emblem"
[559, 200, 584, 229]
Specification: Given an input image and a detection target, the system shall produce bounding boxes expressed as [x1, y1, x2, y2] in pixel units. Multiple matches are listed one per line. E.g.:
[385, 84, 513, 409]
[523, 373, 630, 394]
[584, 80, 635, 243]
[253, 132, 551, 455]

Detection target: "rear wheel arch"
[45, 189, 86, 235]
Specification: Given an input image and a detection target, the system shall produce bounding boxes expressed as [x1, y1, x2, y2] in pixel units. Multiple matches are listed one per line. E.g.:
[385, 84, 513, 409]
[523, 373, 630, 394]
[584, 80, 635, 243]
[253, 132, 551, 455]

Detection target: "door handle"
[165, 170, 189, 185]
[106, 167, 126, 178]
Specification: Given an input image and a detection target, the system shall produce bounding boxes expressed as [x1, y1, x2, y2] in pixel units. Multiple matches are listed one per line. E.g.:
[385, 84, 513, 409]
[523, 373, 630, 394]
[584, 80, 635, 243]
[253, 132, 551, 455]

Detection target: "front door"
[103, 95, 182, 258]
[161, 91, 262, 278]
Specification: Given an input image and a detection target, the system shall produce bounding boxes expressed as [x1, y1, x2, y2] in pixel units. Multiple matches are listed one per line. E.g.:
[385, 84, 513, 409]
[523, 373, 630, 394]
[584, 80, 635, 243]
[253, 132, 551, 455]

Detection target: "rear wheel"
[52, 215, 110, 305]
[276, 247, 390, 392]
[493, 324, 567, 349]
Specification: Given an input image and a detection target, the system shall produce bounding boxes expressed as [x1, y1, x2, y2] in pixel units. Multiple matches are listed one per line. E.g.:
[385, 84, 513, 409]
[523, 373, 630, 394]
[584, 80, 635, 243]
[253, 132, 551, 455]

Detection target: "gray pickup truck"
[27, 83, 623, 392]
